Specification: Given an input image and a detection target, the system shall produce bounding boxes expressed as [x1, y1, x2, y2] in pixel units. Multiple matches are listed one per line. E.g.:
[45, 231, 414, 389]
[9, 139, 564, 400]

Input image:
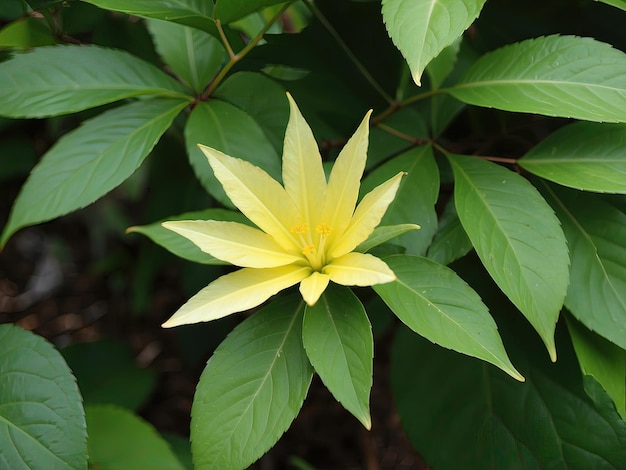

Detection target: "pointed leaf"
[1, 98, 188, 247]
[214, 0, 287, 24]
[355, 224, 422, 254]
[382, 0, 486, 85]
[375, 255, 523, 380]
[520, 122, 626, 194]
[449, 35, 626, 122]
[86, 405, 184, 470]
[597, 0, 626, 11]
[427, 198, 472, 266]
[448, 155, 569, 360]
[0, 324, 87, 469]
[303, 285, 373, 429]
[0, 45, 189, 118]
[191, 295, 313, 470]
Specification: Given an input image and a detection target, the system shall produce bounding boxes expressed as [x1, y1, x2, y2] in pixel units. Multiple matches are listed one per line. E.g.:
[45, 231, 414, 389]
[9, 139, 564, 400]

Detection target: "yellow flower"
[161, 94, 407, 327]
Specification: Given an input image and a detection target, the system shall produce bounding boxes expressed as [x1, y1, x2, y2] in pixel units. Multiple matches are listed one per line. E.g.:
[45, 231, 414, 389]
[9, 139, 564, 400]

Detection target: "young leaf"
[0, 45, 189, 118]
[184, 100, 281, 207]
[0, 324, 87, 469]
[191, 295, 313, 470]
[520, 122, 626, 194]
[382, 0, 486, 85]
[598, 0, 626, 11]
[426, 198, 472, 266]
[448, 35, 626, 123]
[1, 98, 189, 247]
[303, 285, 373, 429]
[541, 184, 626, 351]
[361, 145, 439, 256]
[447, 155, 569, 361]
[214, 0, 288, 24]
[374, 255, 523, 381]
[127, 208, 250, 264]
[85, 404, 184, 470]
[0, 17, 55, 48]
[147, 19, 226, 94]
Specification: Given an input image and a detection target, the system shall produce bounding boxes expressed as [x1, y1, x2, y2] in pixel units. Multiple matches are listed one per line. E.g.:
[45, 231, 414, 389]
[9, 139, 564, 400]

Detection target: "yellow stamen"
[315, 223, 332, 237]
[302, 244, 315, 256]
[290, 223, 309, 235]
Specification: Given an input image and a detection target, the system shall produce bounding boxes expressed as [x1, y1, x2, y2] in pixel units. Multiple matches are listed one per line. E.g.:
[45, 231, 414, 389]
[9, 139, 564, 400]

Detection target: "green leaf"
[425, 36, 462, 90]
[391, 325, 626, 469]
[127, 208, 249, 264]
[519, 122, 626, 194]
[0, 17, 55, 48]
[361, 145, 439, 256]
[184, 99, 281, 207]
[214, 0, 287, 24]
[62, 340, 156, 411]
[540, 183, 626, 351]
[1, 98, 188, 247]
[191, 295, 313, 470]
[303, 285, 373, 429]
[355, 224, 421, 253]
[597, 0, 626, 11]
[0, 45, 189, 118]
[426, 198, 472, 266]
[448, 155, 569, 360]
[147, 19, 226, 94]
[375, 255, 523, 381]
[382, 0, 486, 85]
[448, 35, 626, 123]
[0, 324, 87, 469]
[86, 404, 184, 470]
[566, 316, 626, 419]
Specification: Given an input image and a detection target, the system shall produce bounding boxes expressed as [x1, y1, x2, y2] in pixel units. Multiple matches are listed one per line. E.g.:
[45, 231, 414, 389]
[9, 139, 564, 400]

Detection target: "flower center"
[290, 222, 333, 271]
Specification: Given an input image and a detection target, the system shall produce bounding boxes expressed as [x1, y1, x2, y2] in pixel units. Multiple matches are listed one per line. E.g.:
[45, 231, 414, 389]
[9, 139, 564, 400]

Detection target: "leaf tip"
[411, 72, 422, 87]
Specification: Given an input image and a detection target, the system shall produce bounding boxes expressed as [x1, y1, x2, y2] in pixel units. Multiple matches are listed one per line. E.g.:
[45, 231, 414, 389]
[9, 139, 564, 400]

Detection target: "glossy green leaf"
[0, 17, 55, 48]
[303, 285, 373, 429]
[425, 36, 462, 90]
[213, 0, 287, 24]
[375, 255, 523, 381]
[355, 224, 421, 253]
[147, 19, 226, 94]
[566, 316, 626, 419]
[382, 0, 486, 85]
[448, 35, 626, 122]
[191, 295, 313, 470]
[427, 198, 472, 266]
[391, 325, 626, 469]
[0, 324, 86, 469]
[520, 122, 626, 194]
[361, 145, 439, 256]
[597, 0, 626, 11]
[448, 155, 569, 360]
[86, 404, 184, 470]
[127, 208, 249, 264]
[1, 98, 188, 247]
[0, 45, 189, 118]
[184, 99, 281, 207]
[541, 184, 626, 351]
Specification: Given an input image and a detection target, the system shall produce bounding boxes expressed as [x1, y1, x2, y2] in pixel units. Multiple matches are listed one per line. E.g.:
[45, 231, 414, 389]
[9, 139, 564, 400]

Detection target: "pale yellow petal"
[330, 172, 404, 258]
[283, 93, 326, 226]
[322, 110, 372, 244]
[198, 144, 300, 251]
[162, 265, 311, 327]
[299, 271, 330, 306]
[324, 252, 395, 287]
[162, 220, 303, 268]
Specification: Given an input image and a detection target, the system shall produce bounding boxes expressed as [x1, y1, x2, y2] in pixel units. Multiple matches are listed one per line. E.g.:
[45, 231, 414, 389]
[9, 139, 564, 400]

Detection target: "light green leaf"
[541, 183, 626, 351]
[375, 255, 523, 381]
[425, 36, 462, 90]
[191, 295, 313, 470]
[86, 404, 184, 470]
[597, 0, 626, 11]
[427, 198, 472, 266]
[147, 19, 226, 94]
[303, 285, 373, 429]
[0, 45, 189, 118]
[0, 324, 87, 469]
[1, 98, 188, 247]
[127, 208, 249, 264]
[520, 122, 626, 194]
[214, 0, 287, 24]
[184, 100, 281, 207]
[447, 155, 569, 360]
[382, 0, 486, 85]
[448, 35, 626, 123]
[361, 145, 439, 256]
[566, 316, 626, 419]
[0, 17, 55, 48]
[356, 224, 421, 253]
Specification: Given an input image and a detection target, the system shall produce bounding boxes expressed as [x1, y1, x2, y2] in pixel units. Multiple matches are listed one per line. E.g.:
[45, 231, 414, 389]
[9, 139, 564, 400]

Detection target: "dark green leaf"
[427, 198, 472, 265]
[214, 0, 287, 24]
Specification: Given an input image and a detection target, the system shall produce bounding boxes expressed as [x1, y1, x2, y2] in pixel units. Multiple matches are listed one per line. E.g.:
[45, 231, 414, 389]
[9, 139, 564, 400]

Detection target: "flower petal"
[162, 265, 311, 327]
[330, 172, 404, 258]
[324, 252, 395, 287]
[322, 110, 372, 244]
[162, 220, 303, 268]
[198, 144, 300, 251]
[283, 93, 327, 227]
[299, 271, 331, 306]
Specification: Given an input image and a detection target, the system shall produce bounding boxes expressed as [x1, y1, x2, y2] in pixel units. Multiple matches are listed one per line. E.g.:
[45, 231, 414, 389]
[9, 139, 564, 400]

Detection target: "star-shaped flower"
[162, 94, 409, 327]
